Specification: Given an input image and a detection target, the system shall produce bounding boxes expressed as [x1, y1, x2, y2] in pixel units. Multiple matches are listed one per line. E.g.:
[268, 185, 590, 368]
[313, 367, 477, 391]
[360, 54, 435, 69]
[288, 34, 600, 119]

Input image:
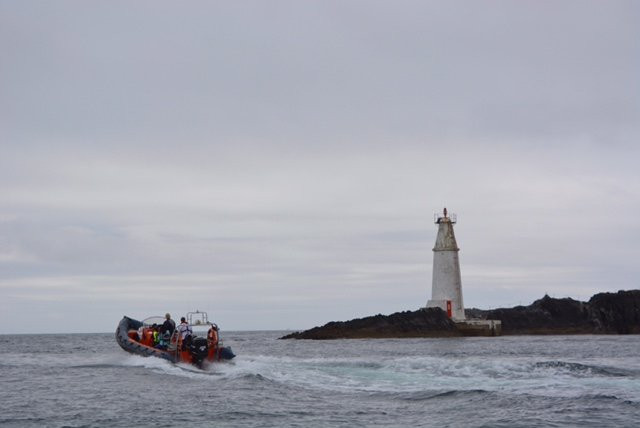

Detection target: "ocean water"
[1, 332, 639, 427]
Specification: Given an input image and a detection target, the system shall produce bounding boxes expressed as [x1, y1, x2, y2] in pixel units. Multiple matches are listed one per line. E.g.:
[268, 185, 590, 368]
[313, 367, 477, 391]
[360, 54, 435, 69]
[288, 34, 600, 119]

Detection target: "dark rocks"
[281, 289, 640, 339]
[477, 290, 640, 335]
[280, 308, 459, 339]
[480, 295, 593, 334]
[589, 290, 640, 334]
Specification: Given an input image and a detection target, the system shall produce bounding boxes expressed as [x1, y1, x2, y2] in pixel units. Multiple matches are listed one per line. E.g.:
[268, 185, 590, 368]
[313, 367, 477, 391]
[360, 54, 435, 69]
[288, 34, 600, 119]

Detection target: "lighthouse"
[426, 208, 466, 320]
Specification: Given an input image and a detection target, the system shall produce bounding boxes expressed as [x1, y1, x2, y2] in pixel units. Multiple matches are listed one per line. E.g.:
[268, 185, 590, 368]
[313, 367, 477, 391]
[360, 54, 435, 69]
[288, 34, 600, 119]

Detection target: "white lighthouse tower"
[426, 208, 466, 320]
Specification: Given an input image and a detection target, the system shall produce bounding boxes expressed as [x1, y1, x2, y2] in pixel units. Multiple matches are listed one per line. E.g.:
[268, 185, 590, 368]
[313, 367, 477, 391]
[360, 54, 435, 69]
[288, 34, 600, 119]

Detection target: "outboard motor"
[189, 337, 209, 366]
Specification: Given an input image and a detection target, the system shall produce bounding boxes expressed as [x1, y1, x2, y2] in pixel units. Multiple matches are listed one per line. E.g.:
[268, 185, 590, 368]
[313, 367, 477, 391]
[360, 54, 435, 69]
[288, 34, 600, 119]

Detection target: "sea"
[1, 332, 639, 427]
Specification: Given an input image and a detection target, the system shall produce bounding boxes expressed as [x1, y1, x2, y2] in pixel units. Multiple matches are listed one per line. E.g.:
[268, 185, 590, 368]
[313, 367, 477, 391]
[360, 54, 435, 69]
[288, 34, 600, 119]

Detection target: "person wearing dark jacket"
[161, 313, 176, 335]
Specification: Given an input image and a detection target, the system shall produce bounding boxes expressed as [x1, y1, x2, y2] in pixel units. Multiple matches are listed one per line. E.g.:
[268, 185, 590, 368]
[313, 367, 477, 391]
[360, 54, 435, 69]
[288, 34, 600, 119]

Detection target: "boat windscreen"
[142, 316, 165, 327]
[191, 324, 213, 335]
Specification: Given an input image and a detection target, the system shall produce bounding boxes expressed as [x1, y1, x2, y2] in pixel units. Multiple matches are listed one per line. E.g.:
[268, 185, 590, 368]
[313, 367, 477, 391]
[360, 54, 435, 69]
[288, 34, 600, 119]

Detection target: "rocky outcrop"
[471, 290, 640, 335]
[588, 290, 640, 334]
[476, 296, 593, 334]
[280, 308, 459, 339]
[281, 290, 640, 339]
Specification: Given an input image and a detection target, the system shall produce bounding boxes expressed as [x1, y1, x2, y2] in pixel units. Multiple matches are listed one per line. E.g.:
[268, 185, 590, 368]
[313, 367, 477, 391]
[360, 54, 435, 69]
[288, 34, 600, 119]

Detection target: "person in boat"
[161, 313, 175, 336]
[178, 316, 193, 350]
[155, 329, 170, 350]
[207, 324, 219, 347]
[151, 323, 160, 346]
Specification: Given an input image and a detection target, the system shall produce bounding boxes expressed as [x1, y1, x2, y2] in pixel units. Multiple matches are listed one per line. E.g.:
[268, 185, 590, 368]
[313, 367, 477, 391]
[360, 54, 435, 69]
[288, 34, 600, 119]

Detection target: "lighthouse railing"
[434, 212, 457, 224]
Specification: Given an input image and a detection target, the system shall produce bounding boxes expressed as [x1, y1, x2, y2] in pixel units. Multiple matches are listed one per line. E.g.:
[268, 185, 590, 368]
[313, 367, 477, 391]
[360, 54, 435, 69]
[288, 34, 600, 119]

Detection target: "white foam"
[191, 353, 640, 401]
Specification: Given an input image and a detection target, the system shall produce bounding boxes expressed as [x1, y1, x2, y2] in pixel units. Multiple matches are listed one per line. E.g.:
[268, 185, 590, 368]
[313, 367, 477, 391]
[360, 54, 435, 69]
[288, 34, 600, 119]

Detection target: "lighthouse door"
[446, 300, 452, 318]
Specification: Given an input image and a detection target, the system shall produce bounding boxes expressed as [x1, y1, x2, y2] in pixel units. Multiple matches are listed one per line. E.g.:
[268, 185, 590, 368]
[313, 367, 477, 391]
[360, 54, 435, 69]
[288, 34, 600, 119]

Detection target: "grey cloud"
[0, 1, 638, 333]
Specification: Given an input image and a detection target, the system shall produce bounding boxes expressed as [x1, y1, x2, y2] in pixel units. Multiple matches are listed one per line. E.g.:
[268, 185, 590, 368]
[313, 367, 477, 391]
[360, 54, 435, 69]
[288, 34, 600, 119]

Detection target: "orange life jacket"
[207, 328, 218, 346]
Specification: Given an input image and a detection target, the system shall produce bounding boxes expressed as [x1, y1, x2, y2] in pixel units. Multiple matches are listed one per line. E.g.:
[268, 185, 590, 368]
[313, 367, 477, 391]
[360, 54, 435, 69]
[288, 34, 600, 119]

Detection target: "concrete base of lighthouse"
[426, 300, 502, 336]
[455, 319, 502, 336]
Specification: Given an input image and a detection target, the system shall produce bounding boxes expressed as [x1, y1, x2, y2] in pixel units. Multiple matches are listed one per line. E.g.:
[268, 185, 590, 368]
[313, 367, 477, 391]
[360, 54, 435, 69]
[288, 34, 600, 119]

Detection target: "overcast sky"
[1, 1, 639, 333]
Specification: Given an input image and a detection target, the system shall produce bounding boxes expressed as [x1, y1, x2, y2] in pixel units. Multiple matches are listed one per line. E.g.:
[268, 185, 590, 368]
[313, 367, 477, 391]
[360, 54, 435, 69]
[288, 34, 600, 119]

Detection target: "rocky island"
[281, 289, 640, 339]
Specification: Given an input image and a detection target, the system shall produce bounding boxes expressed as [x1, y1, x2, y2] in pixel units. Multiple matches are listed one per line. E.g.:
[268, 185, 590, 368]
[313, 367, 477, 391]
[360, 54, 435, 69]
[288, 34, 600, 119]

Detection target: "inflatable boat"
[115, 311, 235, 367]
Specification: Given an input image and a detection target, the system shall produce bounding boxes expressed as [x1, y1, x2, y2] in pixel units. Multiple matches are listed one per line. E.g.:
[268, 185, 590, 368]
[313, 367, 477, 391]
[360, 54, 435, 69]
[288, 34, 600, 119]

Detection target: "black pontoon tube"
[115, 316, 176, 362]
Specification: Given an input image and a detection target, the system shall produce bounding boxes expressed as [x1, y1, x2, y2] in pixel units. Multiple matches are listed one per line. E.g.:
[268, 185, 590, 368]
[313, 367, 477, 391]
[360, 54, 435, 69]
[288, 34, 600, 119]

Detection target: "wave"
[236, 373, 271, 382]
[577, 394, 640, 407]
[194, 354, 640, 393]
[11, 346, 637, 401]
[389, 389, 491, 402]
[533, 361, 639, 378]
[70, 363, 125, 369]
